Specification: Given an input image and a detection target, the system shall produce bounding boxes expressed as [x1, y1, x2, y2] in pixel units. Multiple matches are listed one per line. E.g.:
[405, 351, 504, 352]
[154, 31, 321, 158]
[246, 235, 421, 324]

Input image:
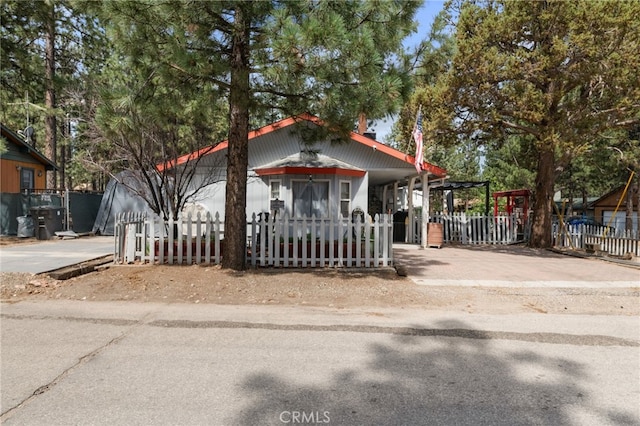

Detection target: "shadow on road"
[233, 319, 636, 425]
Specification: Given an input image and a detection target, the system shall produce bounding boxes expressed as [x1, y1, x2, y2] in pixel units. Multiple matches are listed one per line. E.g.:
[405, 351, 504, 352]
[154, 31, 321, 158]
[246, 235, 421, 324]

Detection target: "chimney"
[364, 132, 377, 140]
[358, 112, 367, 135]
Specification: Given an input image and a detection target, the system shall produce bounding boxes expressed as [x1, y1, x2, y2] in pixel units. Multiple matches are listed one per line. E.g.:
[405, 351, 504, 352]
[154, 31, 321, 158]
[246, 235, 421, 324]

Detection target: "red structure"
[493, 189, 531, 222]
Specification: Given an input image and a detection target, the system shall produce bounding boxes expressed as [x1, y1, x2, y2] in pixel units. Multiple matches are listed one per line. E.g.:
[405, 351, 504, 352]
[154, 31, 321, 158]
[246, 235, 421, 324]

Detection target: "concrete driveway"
[0, 236, 113, 274]
[1, 238, 638, 288]
[393, 244, 640, 288]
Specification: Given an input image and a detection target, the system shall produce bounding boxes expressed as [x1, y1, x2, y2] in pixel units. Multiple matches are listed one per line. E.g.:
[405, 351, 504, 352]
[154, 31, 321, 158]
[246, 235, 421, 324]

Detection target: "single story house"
[592, 184, 638, 232]
[1, 124, 61, 236]
[1, 124, 57, 193]
[171, 113, 447, 229]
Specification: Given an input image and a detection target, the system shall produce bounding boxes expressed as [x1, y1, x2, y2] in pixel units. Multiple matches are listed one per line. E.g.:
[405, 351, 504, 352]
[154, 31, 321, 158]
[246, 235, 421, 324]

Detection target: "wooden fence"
[552, 224, 640, 256]
[114, 212, 394, 268]
[412, 212, 525, 245]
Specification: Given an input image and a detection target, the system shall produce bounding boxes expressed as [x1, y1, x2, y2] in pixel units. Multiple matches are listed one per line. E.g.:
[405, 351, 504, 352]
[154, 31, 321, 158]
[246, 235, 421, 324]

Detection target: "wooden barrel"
[427, 222, 444, 248]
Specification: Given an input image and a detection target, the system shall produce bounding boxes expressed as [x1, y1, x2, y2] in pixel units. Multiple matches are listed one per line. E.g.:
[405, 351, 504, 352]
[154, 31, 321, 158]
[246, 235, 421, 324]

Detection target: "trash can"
[393, 211, 408, 242]
[17, 215, 35, 238]
[427, 222, 444, 248]
[29, 206, 65, 240]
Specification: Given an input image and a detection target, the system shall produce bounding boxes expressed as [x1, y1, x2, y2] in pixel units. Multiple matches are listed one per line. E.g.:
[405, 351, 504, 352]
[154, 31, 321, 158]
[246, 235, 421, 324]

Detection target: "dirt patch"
[0, 236, 39, 246]
[1, 264, 637, 315]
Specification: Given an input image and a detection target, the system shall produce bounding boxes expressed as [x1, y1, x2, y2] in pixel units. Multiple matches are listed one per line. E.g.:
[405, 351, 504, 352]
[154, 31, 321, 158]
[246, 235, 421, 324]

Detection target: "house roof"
[1, 124, 58, 170]
[591, 184, 638, 208]
[161, 113, 447, 181]
[429, 180, 491, 191]
[492, 188, 531, 198]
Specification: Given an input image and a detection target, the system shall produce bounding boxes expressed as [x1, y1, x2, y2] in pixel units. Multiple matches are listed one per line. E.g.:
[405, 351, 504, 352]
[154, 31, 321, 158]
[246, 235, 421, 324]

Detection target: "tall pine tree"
[93, 0, 418, 270]
[1, 0, 108, 189]
[429, 0, 640, 248]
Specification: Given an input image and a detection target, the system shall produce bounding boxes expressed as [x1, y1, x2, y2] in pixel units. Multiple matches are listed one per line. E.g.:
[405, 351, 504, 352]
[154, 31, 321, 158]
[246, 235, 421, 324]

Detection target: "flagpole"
[406, 104, 422, 154]
[413, 105, 425, 175]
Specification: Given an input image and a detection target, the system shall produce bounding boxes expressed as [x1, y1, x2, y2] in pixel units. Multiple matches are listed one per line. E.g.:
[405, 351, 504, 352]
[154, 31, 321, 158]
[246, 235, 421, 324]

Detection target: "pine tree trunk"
[60, 119, 66, 189]
[45, 3, 57, 190]
[222, 5, 250, 271]
[636, 176, 640, 235]
[529, 147, 555, 248]
[626, 179, 634, 232]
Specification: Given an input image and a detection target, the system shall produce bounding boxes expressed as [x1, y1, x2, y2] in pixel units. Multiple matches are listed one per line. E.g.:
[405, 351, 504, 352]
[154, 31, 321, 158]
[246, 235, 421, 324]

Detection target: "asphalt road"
[2, 301, 638, 425]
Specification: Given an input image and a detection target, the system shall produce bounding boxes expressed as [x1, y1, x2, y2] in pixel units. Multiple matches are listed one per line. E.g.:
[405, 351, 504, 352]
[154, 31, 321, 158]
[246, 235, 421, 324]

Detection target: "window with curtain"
[269, 180, 284, 217]
[270, 180, 281, 200]
[340, 181, 351, 218]
[292, 180, 329, 218]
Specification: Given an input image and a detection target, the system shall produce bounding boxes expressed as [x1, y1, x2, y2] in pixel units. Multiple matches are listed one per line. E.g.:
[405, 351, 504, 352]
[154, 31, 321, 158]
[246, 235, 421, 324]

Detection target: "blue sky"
[372, 1, 445, 141]
[405, 1, 446, 50]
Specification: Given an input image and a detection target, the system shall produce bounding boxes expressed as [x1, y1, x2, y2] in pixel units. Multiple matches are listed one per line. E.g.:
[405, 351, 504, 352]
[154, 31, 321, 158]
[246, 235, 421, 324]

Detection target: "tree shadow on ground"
[233, 319, 637, 425]
[447, 243, 567, 259]
[391, 247, 450, 276]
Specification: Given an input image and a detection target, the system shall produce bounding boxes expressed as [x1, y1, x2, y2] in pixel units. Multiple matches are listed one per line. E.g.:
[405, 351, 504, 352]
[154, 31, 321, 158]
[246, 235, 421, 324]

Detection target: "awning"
[254, 152, 366, 178]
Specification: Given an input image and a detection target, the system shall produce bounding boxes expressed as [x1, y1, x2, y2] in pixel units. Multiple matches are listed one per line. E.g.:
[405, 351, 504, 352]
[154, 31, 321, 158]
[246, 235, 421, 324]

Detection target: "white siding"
[190, 120, 419, 221]
[247, 175, 270, 217]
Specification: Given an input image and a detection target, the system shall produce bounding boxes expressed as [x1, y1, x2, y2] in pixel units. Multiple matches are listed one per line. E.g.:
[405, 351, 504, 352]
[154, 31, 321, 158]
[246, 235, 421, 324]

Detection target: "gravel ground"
[1, 235, 638, 314]
[1, 264, 638, 315]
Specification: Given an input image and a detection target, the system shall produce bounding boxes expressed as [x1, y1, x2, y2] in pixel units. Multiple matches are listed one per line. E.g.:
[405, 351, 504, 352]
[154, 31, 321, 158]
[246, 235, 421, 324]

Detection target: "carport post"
[421, 173, 429, 249]
[408, 177, 415, 243]
[382, 185, 388, 213]
[393, 181, 399, 213]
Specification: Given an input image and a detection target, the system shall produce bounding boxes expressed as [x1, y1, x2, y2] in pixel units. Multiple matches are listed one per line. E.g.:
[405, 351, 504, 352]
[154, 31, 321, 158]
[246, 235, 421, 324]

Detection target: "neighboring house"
[556, 197, 598, 219]
[169, 113, 447, 223]
[1, 124, 61, 236]
[592, 184, 639, 232]
[1, 124, 57, 193]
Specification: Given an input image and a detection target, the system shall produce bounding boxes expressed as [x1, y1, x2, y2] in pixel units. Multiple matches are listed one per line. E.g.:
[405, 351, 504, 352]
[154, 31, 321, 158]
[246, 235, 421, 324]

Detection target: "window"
[340, 181, 351, 218]
[20, 168, 34, 192]
[292, 180, 329, 218]
[269, 180, 284, 216]
[270, 180, 281, 200]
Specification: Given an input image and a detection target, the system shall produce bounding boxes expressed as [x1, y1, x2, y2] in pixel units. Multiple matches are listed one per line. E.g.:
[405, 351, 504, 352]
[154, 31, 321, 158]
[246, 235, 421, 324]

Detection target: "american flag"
[413, 110, 424, 174]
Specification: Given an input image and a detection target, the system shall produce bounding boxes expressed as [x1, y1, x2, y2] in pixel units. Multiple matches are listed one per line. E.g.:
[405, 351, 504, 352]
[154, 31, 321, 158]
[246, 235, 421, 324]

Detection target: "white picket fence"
[410, 212, 524, 245]
[553, 224, 640, 256]
[114, 212, 394, 268]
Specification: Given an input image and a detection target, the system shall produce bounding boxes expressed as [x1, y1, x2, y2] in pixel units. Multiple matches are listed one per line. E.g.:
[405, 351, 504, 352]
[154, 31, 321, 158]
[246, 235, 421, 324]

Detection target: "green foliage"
[414, 0, 640, 247]
[92, 0, 417, 134]
[87, 0, 419, 269]
[444, 0, 640, 148]
[482, 135, 537, 192]
[1, 1, 51, 150]
[1, 0, 111, 189]
[391, 9, 456, 153]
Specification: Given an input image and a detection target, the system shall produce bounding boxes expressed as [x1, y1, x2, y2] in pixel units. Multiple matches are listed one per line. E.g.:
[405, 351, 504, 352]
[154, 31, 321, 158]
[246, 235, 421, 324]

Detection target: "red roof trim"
[348, 131, 447, 178]
[159, 113, 447, 178]
[255, 166, 366, 178]
[492, 189, 531, 198]
[157, 115, 307, 172]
